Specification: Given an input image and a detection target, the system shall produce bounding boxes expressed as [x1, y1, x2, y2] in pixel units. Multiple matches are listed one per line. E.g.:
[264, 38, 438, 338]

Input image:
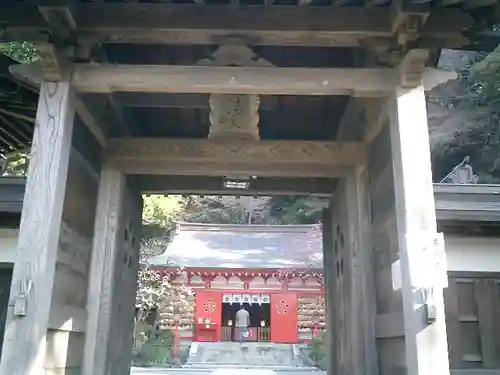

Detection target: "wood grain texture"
[71, 64, 397, 96]
[82, 167, 126, 375]
[106, 138, 365, 178]
[9, 62, 107, 148]
[345, 167, 378, 375]
[0, 81, 75, 375]
[1, 3, 473, 48]
[106, 181, 142, 375]
[475, 279, 500, 368]
[389, 76, 449, 375]
[82, 170, 142, 375]
[337, 108, 377, 375]
[208, 94, 260, 141]
[367, 115, 405, 374]
[52, 222, 92, 309]
[376, 312, 405, 339]
[62, 151, 100, 238]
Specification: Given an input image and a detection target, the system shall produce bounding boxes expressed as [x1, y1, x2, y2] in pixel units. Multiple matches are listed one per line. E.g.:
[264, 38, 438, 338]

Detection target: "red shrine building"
[147, 222, 325, 344]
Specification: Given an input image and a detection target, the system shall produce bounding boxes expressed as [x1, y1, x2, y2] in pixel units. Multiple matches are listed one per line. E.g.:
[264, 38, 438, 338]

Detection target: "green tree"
[1, 151, 29, 177]
[141, 195, 187, 257]
[134, 266, 194, 364]
[0, 42, 38, 63]
[268, 196, 327, 224]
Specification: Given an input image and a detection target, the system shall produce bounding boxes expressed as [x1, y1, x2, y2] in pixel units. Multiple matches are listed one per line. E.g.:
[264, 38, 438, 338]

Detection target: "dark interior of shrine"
[222, 303, 271, 329]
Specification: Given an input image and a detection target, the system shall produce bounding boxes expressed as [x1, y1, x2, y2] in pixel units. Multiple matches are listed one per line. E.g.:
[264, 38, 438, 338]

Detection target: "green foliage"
[183, 195, 270, 224]
[132, 330, 182, 367]
[1, 152, 29, 177]
[134, 267, 193, 363]
[0, 42, 39, 63]
[308, 332, 326, 370]
[268, 196, 327, 224]
[465, 46, 500, 108]
[142, 195, 186, 228]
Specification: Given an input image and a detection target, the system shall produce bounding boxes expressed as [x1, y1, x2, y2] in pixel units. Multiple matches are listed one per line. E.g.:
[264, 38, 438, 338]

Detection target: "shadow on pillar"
[0, 265, 13, 359]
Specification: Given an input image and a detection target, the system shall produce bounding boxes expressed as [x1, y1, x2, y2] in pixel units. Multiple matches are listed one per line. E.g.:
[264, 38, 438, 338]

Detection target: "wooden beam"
[138, 175, 337, 196]
[363, 66, 457, 143]
[0, 3, 473, 48]
[71, 64, 397, 96]
[106, 138, 365, 178]
[0, 81, 75, 375]
[11, 59, 458, 96]
[434, 183, 500, 222]
[71, 64, 453, 96]
[9, 62, 107, 147]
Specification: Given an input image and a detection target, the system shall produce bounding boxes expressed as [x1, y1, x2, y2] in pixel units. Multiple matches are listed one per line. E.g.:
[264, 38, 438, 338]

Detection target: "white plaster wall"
[0, 229, 18, 264]
[445, 234, 500, 272]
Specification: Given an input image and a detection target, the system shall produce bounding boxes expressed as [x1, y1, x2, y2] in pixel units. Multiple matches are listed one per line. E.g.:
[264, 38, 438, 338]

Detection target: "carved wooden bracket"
[390, 1, 429, 49]
[34, 42, 72, 82]
[398, 48, 429, 88]
[197, 38, 273, 68]
[198, 40, 273, 141]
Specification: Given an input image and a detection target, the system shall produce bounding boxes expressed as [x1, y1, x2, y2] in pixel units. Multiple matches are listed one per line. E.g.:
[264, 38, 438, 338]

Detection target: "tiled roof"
[148, 222, 322, 269]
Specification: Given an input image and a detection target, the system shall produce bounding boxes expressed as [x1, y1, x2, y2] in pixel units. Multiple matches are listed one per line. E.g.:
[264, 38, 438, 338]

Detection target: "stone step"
[182, 364, 319, 371]
[184, 342, 311, 369]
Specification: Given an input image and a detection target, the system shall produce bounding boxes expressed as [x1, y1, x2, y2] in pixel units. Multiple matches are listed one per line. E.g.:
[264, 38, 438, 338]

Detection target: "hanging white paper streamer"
[232, 294, 242, 304]
[222, 294, 233, 304]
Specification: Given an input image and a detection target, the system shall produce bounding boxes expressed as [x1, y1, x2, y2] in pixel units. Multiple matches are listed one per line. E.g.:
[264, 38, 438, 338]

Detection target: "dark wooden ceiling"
[0, 0, 498, 155]
[95, 44, 355, 140]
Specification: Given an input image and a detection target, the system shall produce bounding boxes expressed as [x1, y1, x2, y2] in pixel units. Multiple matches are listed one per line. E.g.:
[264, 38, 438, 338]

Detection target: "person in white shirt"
[235, 305, 250, 342]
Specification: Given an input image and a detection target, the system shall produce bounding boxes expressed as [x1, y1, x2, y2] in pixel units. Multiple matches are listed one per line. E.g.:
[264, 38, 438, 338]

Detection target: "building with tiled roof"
[147, 222, 325, 344]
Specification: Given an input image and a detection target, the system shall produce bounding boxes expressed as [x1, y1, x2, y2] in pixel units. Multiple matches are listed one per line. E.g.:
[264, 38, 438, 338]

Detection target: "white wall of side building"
[445, 234, 500, 272]
[0, 230, 499, 273]
[0, 229, 18, 264]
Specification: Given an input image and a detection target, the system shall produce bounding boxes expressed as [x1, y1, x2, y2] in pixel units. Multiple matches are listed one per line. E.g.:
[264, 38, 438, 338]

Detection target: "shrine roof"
[148, 222, 323, 269]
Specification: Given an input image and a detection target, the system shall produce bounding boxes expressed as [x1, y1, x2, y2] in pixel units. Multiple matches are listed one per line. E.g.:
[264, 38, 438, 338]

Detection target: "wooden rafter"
[0, 3, 473, 48]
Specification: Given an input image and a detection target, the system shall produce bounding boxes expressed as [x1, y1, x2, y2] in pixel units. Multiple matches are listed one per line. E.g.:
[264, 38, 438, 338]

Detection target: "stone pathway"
[131, 342, 325, 375]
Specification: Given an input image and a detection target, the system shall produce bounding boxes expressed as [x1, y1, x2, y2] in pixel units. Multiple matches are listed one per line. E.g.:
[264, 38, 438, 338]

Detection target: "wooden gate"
[0, 266, 12, 358]
[195, 291, 222, 342]
[270, 293, 298, 343]
[444, 272, 500, 371]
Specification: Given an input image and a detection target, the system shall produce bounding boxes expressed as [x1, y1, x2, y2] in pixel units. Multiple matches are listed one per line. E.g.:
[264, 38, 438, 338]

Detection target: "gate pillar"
[389, 50, 449, 375]
[0, 81, 76, 375]
[83, 168, 142, 375]
[323, 168, 377, 375]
